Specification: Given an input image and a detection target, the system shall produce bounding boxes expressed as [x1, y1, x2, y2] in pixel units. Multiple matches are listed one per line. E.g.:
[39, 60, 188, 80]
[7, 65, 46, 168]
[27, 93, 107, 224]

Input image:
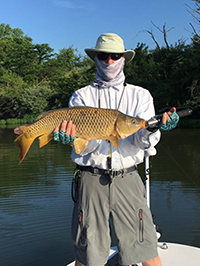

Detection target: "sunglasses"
[97, 52, 124, 61]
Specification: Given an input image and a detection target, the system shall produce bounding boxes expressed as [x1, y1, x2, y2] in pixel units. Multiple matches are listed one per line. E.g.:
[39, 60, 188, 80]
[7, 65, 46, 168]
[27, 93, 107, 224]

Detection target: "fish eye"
[131, 119, 136, 124]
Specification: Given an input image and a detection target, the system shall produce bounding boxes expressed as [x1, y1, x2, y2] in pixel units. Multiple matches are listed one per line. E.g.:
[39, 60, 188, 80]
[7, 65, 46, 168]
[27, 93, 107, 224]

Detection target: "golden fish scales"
[15, 106, 145, 163]
[26, 107, 119, 139]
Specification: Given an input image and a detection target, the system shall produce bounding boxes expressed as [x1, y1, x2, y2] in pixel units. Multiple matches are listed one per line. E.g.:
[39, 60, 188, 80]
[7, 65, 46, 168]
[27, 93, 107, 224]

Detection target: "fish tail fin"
[14, 134, 35, 164]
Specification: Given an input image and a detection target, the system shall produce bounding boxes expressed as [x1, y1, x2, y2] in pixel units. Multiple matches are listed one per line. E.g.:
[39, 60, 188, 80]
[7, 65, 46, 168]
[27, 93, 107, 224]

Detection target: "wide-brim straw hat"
[85, 33, 135, 64]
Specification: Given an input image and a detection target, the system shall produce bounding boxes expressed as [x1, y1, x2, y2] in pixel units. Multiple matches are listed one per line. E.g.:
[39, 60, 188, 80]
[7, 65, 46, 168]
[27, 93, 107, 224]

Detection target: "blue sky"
[0, 0, 197, 55]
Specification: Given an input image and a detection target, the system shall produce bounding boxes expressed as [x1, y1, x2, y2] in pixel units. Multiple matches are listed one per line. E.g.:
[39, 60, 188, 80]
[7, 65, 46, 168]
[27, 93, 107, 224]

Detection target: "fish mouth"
[141, 120, 146, 129]
[132, 119, 146, 129]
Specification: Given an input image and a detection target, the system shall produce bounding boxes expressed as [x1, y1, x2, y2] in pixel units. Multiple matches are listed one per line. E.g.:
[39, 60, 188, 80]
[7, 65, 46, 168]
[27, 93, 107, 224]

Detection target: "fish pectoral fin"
[73, 138, 88, 154]
[107, 136, 119, 149]
[14, 134, 35, 164]
[39, 134, 53, 148]
[115, 126, 127, 139]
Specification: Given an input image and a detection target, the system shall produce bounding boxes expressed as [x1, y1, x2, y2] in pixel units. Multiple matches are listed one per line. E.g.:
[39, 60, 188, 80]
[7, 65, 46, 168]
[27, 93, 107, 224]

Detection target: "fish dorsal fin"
[39, 133, 53, 148]
[73, 138, 88, 154]
[35, 110, 55, 121]
[107, 135, 119, 149]
[70, 106, 89, 109]
[35, 106, 90, 121]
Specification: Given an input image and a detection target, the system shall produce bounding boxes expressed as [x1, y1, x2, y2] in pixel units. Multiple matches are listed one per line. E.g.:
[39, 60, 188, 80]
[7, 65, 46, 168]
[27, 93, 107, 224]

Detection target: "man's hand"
[161, 107, 176, 124]
[54, 120, 76, 145]
[159, 107, 179, 131]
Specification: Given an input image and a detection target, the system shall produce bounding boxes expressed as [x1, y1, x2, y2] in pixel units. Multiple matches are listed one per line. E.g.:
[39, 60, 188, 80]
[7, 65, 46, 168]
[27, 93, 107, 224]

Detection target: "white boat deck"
[67, 242, 200, 266]
[156, 242, 200, 266]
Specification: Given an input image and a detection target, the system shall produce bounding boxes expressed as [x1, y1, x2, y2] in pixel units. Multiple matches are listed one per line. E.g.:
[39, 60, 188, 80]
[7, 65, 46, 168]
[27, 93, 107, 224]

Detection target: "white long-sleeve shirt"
[68, 82, 161, 170]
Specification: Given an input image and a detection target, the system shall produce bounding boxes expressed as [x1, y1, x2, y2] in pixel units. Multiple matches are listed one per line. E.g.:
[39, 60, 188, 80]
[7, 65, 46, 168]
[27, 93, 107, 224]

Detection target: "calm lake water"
[0, 128, 200, 266]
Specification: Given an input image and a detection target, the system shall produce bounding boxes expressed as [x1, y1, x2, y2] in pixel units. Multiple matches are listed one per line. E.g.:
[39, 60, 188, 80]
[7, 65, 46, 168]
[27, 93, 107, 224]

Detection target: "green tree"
[0, 23, 55, 84]
[0, 23, 24, 38]
[49, 57, 95, 109]
[187, 0, 200, 43]
[14, 83, 52, 118]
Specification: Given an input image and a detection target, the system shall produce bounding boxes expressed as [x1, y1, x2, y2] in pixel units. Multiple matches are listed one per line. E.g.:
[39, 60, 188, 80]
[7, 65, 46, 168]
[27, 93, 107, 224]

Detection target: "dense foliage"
[0, 4, 200, 121]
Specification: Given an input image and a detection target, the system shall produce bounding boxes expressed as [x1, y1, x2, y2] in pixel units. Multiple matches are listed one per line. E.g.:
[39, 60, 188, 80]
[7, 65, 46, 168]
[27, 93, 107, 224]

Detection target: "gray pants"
[71, 169, 158, 266]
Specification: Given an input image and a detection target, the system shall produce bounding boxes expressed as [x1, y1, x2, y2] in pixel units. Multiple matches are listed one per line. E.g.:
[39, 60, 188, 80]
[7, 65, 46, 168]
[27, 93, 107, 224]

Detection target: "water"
[0, 128, 200, 266]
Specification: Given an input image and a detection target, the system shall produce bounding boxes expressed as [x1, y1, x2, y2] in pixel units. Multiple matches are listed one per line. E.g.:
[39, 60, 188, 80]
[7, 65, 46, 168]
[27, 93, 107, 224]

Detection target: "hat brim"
[85, 48, 135, 64]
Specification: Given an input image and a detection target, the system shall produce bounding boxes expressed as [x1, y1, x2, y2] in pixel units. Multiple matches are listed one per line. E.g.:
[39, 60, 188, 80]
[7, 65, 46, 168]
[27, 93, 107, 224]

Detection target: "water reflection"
[149, 129, 200, 249]
[0, 128, 200, 266]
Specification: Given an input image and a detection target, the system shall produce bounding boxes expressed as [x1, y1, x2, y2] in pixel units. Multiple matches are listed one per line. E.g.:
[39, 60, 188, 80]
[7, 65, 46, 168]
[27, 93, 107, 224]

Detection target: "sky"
[0, 0, 197, 55]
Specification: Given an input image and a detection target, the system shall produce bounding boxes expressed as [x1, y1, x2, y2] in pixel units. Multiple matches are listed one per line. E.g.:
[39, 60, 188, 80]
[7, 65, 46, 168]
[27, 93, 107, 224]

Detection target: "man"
[54, 33, 178, 266]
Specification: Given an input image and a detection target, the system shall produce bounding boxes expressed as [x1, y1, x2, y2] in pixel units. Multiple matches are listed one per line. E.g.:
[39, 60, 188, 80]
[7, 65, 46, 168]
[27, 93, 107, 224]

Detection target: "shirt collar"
[93, 82, 125, 91]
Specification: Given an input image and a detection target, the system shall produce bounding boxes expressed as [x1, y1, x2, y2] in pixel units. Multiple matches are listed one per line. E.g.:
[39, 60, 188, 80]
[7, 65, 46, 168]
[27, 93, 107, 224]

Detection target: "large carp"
[14, 106, 145, 163]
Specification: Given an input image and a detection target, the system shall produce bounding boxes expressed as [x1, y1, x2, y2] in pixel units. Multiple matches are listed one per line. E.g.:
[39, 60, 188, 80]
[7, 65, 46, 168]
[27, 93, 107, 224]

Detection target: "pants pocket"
[77, 209, 87, 246]
[139, 209, 144, 242]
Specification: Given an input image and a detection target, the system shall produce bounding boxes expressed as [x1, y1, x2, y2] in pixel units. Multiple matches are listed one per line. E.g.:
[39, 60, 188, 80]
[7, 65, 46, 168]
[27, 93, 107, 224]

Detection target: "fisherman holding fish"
[14, 33, 179, 266]
[54, 33, 179, 266]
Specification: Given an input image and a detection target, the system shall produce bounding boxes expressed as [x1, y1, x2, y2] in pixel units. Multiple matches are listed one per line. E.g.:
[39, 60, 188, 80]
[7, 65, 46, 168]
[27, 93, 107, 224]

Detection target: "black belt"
[76, 165, 137, 178]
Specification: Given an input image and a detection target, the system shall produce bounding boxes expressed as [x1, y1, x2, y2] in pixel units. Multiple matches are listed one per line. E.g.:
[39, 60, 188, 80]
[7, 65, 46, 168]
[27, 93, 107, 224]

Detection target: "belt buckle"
[113, 169, 124, 178]
[108, 169, 125, 182]
[116, 169, 124, 177]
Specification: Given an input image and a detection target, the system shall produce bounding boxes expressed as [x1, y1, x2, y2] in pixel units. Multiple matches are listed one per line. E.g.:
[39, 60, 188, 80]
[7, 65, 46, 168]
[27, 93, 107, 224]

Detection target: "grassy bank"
[0, 116, 36, 128]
